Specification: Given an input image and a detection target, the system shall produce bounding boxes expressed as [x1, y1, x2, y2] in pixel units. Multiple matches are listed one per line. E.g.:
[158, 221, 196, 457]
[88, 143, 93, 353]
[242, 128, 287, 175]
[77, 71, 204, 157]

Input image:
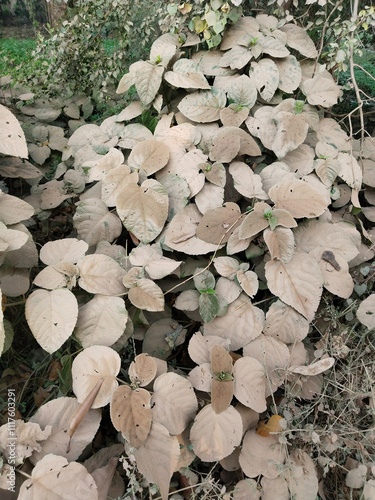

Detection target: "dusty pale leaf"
[0, 104, 28, 158]
[78, 254, 126, 295]
[264, 300, 309, 343]
[18, 454, 98, 500]
[128, 139, 170, 176]
[164, 59, 211, 89]
[261, 476, 289, 500]
[272, 113, 309, 159]
[286, 449, 319, 500]
[158, 174, 190, 221]
[86, 147, 124, 182]
[134, 422, 180, 500]
[0, 267, 30, 297]
[336, 152, 362, 190]
[196, 202, 243, 245]
[213, 256, 240, 279]
[302, 73, 341, 107]
[128, 278, 164, 312]
[265, 252, 323, 321]
[363, 480, 375, 499]
[117, 123, 153, 149]
[263, 227, 295, 263]
[0, 156, 42, 179]
[238, 203, 270, 239]
[40, 238, 88, 265]
[269, 178, 329, 218]
[0, 192, 34, 225]
[229, 161, 267, 200]
[236, 269, 258, 298]
[33, 264, 77, 290]
[220, 105, 249, 127]
[204, 294, 264, 350]
[117, 179, 168, 244]
[280, 24, 318, 58]
[74, 295, 128, 348]
[25, 289, 78, 353]
[117, 100, 143, 121]
[346, 465, 368, 489]
[310, 247, 354, 298]
[275, 55, 302, 93]
[110, 385, 152, 448]
[195, 182, 224, 215]
[164, 203, 220, 255]
[188, 331, 231, 365]
[188, 363, 213, 392]
[294, 220, 360, 262]
[29, 397, 101, 463]
[243, 335, 290, 395]
[190, 404, 242, 461]
[133, 61, 164, 105]
[72, 345, 121, 408]
[216, 276, 242, 303]
[232, 478, 261, 500]
[220, 45, 253, 70]
[239, 429, 286, 478]
[233, 357, 267, 412]
[175, 289, 200, 312]
[228, 74, 257, 108]
[128, 353, 157, 387]
[151, 373, 198, 435]
[178, 88, 226, 123]
[101, 165, 138, 207]
[249, 59, 279, 101]
[73, 198, 122, 246]
[356, 295, 375, 330]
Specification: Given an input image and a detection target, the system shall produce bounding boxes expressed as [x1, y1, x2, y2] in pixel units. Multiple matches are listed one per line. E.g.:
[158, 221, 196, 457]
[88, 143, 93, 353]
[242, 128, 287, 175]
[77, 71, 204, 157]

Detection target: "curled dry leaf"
[72, 346, 121, 408]
[0, 420, 51, 465]
[190, 404, 243, 462]
[110, 385, 152, 448]
[29, 397, 101, 463]
[18, 454, 98, 500]
[289, 357, 335, 376]
[128, 353, 157, 387]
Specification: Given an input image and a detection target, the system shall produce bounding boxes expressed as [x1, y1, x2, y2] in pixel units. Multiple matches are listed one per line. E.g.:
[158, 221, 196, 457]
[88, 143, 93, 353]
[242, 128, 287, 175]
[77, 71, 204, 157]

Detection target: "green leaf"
[216, 371, 234, 381]
[167, 3, 178, 15]
[194, 268, 216, 292]
[269, 215, 278, 231]
[207, 34, 222, 48]
[199, 292, 220, 323]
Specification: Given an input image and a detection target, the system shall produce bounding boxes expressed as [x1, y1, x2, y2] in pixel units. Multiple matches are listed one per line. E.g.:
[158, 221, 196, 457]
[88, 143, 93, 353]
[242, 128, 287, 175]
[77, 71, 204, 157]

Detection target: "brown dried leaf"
[264, 300, 309, 343]
[128, 353, 157, 387]
[196, 202, 243, 244]
[211, 379, 234, 414]
[110, 385, 152, 448]
[128, 139, 170, 176]
[263, 226, 295, 263]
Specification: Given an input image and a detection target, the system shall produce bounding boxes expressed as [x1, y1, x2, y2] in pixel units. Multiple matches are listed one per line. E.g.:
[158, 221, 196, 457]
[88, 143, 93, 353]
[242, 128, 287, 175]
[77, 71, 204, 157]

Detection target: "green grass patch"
[0, 37, 36, 77]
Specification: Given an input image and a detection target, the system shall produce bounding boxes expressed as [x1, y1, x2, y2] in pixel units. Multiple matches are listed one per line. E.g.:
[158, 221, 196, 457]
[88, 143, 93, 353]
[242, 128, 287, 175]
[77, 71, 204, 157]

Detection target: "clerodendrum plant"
[1, 3, 375, 500]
